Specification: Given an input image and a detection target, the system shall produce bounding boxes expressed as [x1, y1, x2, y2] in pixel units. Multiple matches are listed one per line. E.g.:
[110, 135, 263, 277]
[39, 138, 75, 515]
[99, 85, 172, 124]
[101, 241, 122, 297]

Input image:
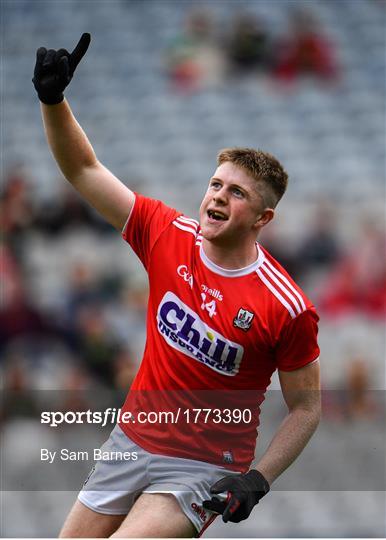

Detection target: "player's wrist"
[37, 92, 64, 105]
[245, 469, 270, 500]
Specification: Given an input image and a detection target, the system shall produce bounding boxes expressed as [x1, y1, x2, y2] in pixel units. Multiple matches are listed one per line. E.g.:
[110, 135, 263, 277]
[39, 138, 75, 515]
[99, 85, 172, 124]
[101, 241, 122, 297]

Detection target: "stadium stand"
[1, 0, 385, 537]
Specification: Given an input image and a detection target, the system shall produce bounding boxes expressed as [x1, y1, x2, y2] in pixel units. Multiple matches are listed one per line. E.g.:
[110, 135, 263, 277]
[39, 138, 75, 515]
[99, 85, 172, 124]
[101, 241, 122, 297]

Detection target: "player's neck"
[201, 239, 258, 270]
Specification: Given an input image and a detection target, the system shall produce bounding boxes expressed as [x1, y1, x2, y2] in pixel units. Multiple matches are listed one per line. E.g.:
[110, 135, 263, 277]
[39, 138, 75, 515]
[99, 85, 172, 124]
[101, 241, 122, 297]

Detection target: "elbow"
[64, 159, 99, 186]
[314, 392, 322, 425]
[313, 405, 322, 430]
[291, 400, 321, 432]
[306, 397, 322, 428]
[309, 400, 322, 432]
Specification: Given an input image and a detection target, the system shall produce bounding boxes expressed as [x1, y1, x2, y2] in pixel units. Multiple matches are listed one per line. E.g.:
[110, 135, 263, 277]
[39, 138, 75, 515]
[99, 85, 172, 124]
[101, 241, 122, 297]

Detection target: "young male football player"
[33, 34, 321, 538]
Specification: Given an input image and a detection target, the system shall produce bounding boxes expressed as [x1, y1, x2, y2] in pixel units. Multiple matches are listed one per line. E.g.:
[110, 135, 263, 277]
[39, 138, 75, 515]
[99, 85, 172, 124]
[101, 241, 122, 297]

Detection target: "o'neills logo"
[201, 283, 223, 301]
[191, 502, 207, 522]
[157, 292, 243, 376]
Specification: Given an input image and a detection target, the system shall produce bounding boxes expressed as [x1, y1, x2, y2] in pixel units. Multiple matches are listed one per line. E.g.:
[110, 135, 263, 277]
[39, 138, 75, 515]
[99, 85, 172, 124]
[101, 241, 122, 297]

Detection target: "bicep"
[72, 161, 135, 231]
[279, 360, 321, 412]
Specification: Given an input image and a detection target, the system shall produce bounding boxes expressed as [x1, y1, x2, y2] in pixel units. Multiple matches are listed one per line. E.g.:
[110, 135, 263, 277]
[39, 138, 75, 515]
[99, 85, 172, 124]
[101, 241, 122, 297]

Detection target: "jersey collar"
[199, 242, 265, 277]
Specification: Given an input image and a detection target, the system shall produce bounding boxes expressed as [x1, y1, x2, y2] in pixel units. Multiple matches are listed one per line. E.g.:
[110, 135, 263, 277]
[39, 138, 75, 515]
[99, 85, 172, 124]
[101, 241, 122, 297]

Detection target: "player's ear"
[253, 208, 275, 229]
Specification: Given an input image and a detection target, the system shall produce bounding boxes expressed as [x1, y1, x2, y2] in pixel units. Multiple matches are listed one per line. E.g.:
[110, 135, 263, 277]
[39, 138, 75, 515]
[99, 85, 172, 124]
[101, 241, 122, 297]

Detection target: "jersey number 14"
[201, 293, 217, 318]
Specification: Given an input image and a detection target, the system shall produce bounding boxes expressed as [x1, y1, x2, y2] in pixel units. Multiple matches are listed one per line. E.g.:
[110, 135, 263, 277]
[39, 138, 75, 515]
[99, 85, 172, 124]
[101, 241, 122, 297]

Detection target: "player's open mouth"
[207, 210, 228, 221]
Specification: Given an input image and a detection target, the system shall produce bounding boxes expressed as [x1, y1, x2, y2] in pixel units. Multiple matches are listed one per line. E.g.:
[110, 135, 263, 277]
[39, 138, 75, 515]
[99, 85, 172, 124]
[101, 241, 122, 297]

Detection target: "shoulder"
[171, 214, 200, 238]
[256, 244, 317, 321]
[123, 193, 183, 237]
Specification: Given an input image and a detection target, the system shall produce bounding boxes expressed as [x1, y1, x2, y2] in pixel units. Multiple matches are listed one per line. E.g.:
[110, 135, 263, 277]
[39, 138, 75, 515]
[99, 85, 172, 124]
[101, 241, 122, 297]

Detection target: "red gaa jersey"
[119, 194, 320, 471]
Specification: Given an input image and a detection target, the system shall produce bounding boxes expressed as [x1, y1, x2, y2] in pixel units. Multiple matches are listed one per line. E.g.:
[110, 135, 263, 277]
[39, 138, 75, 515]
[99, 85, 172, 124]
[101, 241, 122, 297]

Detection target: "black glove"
[203, 470, 269, 523]
[32, 33, 91, 105]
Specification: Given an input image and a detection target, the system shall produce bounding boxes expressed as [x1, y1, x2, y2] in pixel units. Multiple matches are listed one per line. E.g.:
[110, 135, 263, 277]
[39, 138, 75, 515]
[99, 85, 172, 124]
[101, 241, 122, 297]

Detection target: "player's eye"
[233, 188, 244, 197]
[210, 181, 221, 189]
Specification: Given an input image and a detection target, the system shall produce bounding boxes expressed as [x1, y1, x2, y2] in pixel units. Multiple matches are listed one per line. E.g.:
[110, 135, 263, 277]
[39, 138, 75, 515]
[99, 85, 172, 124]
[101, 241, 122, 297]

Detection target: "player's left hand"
[203, 470, 270, 523]
[32, 33, 91, 105]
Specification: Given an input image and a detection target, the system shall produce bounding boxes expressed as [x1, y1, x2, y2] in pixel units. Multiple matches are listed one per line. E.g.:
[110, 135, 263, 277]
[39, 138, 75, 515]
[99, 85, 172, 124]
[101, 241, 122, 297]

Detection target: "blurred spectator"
[0, 352, 40, 424]
[0, 242, 23, 310]
[297, 202, 340, 275]
[74, 304, 122, 387]
[259, 223, 301, 280]
[272, 7, 338, 84]
[0, 165, 36, 254]
[225, 12, 271, 75]
[113, 347, 137, 391]
[61, 365, 93, 391]
[2, 356, 29, 392]
[345, 357, 378, 420]
[319, 220, 386, 317]
[0, 245, 56, 352]
[322, 354, 380, 422]
[64, 263, 102, 324]
[104, 284, 147, 360]
[33, 182, 113, 235]
[165, 8, 225, 92]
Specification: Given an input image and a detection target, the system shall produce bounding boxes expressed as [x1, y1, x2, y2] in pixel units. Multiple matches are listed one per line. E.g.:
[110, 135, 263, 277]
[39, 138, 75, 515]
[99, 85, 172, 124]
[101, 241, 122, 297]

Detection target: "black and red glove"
[203, 470, 270, 523]
[32, 33, 91, 105]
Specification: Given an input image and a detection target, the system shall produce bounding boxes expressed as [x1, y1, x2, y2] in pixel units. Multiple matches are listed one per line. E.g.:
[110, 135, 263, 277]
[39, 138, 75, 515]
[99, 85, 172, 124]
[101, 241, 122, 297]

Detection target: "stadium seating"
[1, 0, 385, 537]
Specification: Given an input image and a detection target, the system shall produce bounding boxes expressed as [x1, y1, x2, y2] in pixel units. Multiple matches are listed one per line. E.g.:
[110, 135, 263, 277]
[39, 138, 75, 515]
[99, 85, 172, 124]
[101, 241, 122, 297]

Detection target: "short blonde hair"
[217, 147, 288, 208]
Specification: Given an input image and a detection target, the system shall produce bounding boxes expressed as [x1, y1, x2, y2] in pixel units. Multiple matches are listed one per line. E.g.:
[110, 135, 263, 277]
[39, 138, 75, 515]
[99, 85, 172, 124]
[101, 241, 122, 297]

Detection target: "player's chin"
[201, 224, 229, 243]
[201, 220, 221, 233]
[202, 216, 228, 231]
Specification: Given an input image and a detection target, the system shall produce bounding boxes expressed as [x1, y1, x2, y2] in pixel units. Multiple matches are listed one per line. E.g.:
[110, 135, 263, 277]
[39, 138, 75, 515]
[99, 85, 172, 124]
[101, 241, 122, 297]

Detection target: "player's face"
[199, 162, 267, 245]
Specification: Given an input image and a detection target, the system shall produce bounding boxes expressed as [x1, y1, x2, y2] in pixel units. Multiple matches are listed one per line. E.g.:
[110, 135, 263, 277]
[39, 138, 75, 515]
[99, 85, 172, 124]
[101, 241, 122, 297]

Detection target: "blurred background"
[1, 0, 385, 537]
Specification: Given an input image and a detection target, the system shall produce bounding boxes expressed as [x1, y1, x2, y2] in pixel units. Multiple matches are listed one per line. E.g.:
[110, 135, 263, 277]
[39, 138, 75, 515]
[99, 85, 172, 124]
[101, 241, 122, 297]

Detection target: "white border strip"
[265, 259, 306, 311]
[121, 194, 137, 235]
[260, 263, 303, 316]
[177, 215, 199, 228]
[172, 221, 198, 236]
[256, 268, 296, 318]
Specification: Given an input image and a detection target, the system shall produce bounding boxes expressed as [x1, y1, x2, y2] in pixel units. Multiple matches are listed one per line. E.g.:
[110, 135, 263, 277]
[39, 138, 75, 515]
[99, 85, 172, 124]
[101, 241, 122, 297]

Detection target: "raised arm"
[33, 34, 134, 231]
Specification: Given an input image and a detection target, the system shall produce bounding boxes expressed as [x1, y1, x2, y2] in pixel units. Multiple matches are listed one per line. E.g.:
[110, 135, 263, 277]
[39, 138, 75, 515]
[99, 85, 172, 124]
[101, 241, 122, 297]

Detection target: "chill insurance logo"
[157, 291, 243, 376]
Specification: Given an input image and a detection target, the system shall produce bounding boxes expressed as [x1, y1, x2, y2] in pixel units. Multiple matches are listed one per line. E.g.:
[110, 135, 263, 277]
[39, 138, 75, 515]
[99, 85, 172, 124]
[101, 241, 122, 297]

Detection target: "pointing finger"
[70, 33, 91, 70]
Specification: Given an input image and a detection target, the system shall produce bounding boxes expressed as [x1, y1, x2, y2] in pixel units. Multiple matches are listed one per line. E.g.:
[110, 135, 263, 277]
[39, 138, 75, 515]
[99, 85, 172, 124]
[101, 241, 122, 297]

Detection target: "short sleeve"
[275, 308, 320, 371]
[122, 193, 180, 269]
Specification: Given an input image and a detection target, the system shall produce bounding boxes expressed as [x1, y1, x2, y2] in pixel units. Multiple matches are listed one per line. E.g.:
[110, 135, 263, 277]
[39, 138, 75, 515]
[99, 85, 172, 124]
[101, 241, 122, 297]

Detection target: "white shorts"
[78, 425, 237, 534]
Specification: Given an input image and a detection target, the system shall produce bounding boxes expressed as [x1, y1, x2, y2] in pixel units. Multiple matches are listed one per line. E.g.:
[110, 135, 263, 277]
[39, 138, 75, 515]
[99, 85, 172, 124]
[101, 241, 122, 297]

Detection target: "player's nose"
[213, 188, 227, 204]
